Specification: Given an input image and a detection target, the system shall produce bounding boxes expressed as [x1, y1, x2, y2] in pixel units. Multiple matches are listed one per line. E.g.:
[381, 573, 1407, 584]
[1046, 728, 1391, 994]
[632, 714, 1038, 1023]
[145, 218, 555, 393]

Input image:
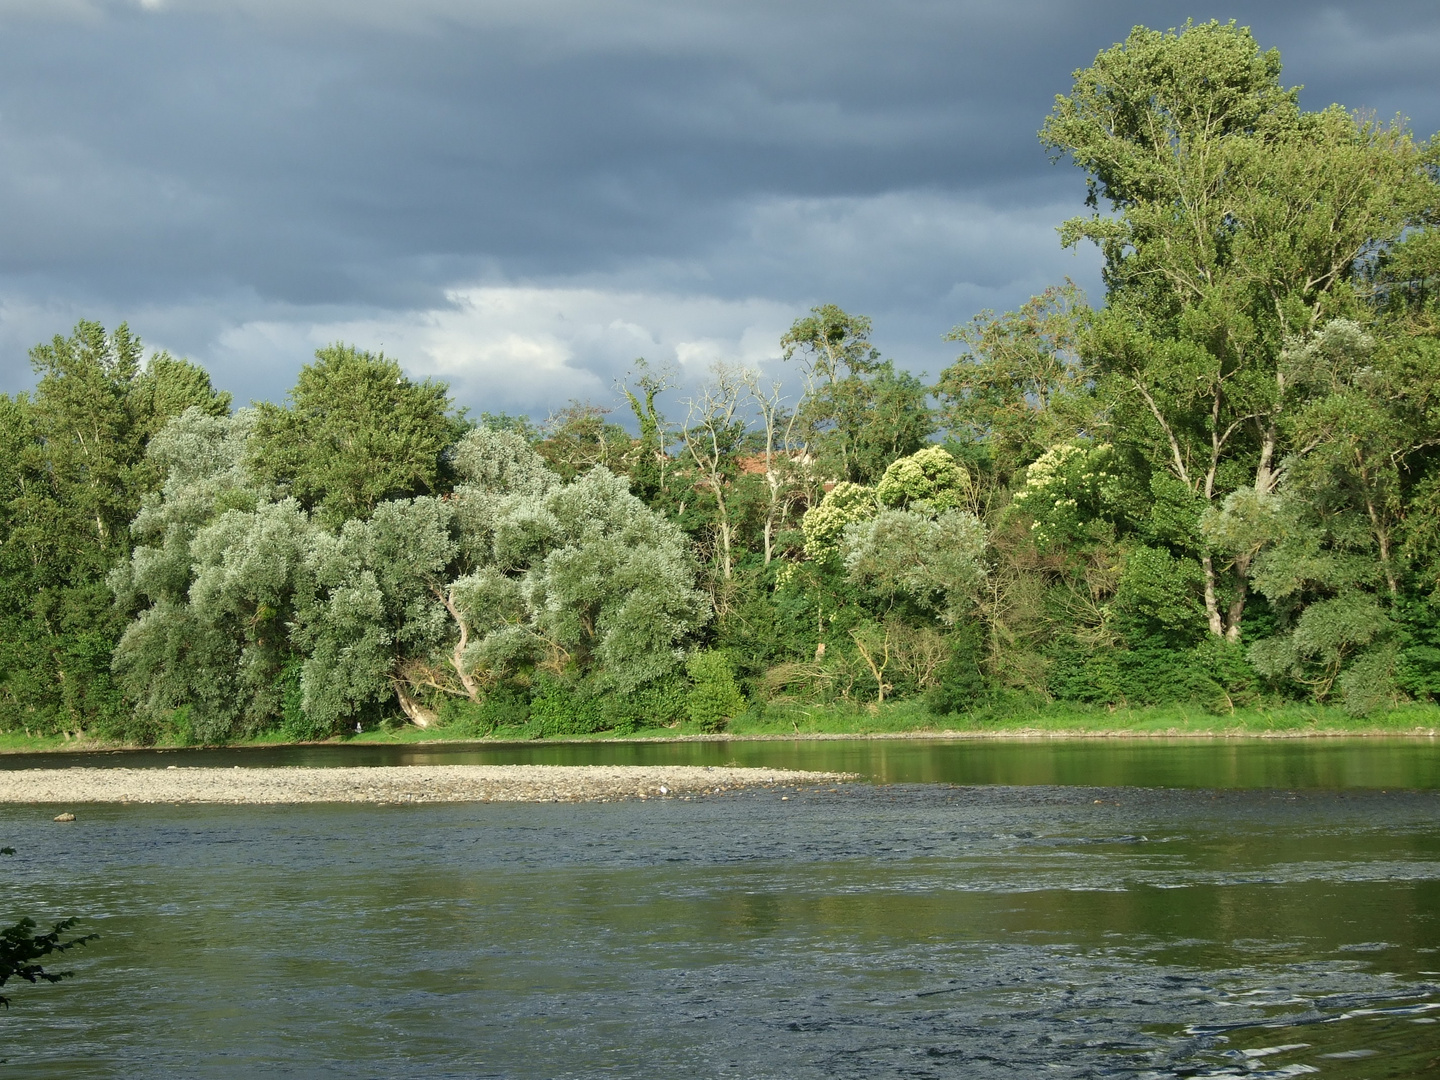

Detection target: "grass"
[3, 700, 1437, 755]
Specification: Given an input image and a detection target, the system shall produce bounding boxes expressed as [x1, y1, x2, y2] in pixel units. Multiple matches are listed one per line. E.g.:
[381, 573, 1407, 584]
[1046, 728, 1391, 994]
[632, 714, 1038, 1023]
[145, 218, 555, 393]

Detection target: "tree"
[678, 364, 748, 581]
[937, 282, 1091, 487]
[534, 402, 633, 482]
[443, 467, 709, 694]
[619, 359, 675, 506]
[110, 410, 321, 743]
[409, 434, 708, 709]
[0, 323, 229, 737]
[841, 509, 987, 626]
[300, 497, 456, 729]
[781, 304, 933, 483]
[249, 344, 457, 527]
[1238, 319, 1440, 714]
[1043, 19, 1440, 641]
[874, 446, 973, 514]
[1282, 320, 1440, 597]
[743, 371, 810, 566]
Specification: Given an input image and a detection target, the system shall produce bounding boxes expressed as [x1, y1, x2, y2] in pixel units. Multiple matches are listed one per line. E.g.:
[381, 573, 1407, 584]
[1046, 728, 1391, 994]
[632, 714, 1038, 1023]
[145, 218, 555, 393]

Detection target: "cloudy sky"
[1, 1, 1437, 417]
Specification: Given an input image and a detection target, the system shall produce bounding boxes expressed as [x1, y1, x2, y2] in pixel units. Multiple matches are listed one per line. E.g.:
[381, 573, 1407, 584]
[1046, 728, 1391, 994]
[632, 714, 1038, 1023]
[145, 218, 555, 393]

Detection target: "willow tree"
[1042, 19, 1440, 642]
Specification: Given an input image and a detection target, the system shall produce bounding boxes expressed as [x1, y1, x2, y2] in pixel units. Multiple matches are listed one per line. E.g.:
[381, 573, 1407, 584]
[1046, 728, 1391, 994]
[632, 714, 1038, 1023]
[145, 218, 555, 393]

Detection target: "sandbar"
[0, 764, 851, 804]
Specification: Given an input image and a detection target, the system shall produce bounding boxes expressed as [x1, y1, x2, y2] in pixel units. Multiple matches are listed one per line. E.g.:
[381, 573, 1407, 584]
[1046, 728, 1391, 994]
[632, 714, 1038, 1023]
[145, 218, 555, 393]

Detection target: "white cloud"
[198, 284, 801, 417]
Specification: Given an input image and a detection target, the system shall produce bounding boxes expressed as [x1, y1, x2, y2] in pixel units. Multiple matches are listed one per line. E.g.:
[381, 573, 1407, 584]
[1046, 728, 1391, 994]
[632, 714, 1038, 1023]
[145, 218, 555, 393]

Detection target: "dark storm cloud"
[0, 0, 1437, 408]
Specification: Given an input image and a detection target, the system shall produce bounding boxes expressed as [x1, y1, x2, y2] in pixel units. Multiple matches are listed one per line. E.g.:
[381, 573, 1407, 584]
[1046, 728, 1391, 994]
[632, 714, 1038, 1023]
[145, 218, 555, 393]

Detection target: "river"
[2, 738, 1438, 1078]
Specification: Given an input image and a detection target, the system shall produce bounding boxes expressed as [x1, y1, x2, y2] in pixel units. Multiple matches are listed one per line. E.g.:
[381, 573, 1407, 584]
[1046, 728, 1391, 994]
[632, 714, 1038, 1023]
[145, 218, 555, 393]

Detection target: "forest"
[2, 20, 1439, 744]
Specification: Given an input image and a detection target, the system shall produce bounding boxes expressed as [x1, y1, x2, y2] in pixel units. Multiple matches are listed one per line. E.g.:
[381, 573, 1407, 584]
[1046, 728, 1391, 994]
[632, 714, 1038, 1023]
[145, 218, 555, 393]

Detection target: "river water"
[2, 738, 1438, 1078]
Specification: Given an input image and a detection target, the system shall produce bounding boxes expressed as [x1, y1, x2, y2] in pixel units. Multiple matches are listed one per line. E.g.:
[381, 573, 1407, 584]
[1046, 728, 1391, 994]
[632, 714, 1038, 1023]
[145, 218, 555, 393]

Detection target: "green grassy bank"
[4, 700, 1438, 754]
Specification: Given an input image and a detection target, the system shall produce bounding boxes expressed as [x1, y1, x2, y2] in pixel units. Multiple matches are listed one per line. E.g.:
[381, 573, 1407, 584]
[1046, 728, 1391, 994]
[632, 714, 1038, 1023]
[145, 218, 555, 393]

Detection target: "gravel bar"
[0, 764, 853, 804]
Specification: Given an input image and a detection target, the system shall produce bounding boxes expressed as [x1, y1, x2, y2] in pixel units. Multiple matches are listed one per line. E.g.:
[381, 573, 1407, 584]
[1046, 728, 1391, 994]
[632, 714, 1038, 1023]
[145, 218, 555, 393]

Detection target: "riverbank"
[4, 700, 1437, 755]
[0, 764, 851, 804]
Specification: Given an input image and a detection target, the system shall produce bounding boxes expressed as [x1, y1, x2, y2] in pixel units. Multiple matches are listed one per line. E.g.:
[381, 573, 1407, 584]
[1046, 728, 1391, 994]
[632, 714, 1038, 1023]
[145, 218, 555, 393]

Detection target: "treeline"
[3, 20, 1440, 743]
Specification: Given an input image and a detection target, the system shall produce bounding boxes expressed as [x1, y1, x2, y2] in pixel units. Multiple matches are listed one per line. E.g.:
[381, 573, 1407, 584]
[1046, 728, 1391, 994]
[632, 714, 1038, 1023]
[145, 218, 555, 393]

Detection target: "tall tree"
[1042, 19, 1440, 641]
[249, 344, 457, 527]
[782, 305, 933, 484]
[0, 323, 228, 736]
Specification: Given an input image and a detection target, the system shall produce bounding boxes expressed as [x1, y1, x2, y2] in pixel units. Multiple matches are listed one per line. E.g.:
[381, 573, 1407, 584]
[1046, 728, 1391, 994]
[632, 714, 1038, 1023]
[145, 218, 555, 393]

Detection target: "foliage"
[686, 651, 746, 732]
[7, 23, 1440, 741]
[782, 304, 934, 483]
[535, 403, 633, 482]
[249, 344, 457, 527]
[800, 482, 877, 560]
[1044, 18, 1440, 643]
[874, 446, 971, 513]
[0, 323, 229, 737]
[938, 282, 1091, 485]
[924, 620, 987, 715]
[841, 509, 987, 624]
[1010, 442, 1124, 550]
[1, 848, 96, 1009]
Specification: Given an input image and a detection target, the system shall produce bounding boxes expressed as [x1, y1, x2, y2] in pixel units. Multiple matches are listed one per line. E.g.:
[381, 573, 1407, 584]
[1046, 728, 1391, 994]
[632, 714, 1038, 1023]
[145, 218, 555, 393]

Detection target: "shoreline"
[0, 764, 852, 804]
[2, 726, 1436, 757]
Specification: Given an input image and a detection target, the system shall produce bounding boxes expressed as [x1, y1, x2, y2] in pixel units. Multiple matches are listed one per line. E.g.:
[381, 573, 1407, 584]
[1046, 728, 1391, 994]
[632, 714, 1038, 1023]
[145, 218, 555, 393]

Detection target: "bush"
[278, 660, 332, 741]
[1046, 637, 1257, 712]
[438, 685, 532, 736]
[600, 674, 688, 734]
[686, 651, 746, 732]
[925, 622, 987, 715]
[528, 675, 605, 737]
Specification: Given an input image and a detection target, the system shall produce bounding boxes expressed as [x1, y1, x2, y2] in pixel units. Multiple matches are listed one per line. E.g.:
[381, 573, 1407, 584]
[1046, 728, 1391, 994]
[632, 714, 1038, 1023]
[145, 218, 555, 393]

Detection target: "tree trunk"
[395, 685, 438, 728]
[1201, 554, 1225, 637]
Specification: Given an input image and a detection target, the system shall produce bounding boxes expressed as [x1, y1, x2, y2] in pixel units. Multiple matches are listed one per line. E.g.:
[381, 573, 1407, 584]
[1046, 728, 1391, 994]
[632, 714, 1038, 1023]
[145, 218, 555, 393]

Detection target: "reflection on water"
[2, 784, 1438, 1077]
[4, 736, 1440, 789]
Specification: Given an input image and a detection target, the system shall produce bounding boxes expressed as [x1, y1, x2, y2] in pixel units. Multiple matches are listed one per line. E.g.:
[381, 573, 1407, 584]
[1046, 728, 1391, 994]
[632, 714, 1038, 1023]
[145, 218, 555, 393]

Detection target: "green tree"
[1043, 20, 1439, 642]
[938, 282, 1091, 487]
[1239, 319, 1440, 713]
[249, 344, 457, 527]
[534, 402, 633, 483]
[841, 508, 987, 626]
[0, 323, 229, 736]
[874, 446, 972, 514]
[299, 497, 456, 730]
[109, 410, 304, 744]
[619, 359, 675, 506]
[437, 466, 710, 697]
[782, 304, 933, 483]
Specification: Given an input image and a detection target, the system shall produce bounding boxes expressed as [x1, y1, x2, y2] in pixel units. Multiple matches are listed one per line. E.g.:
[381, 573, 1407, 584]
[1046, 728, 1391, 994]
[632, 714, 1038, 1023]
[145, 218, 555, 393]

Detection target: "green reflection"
[9, 737, 1440, 789]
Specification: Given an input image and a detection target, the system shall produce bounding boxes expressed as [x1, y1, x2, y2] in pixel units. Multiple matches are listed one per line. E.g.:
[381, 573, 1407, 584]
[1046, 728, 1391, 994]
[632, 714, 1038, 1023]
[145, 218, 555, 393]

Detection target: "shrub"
[438, 685, 533, 736]
[925, 623, 987, 715]
[686, 651, 746, 732]
[528, 675, 604, 737]
[1046, 637, 1257, 712]
[600, 674, 689, 734]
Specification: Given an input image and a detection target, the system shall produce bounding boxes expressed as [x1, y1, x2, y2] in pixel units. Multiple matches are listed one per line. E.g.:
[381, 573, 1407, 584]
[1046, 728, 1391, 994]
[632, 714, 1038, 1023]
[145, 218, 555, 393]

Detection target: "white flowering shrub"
[800, 481, 878, 560]
[874, 446, 971, 513]
[1010, 441, 1123, 548]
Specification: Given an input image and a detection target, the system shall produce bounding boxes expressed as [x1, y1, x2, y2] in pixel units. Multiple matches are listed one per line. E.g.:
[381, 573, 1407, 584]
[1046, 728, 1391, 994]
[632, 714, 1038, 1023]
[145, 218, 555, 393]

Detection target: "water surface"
[3, 782, 1439, 1078]
[5, 735, 1439, 789]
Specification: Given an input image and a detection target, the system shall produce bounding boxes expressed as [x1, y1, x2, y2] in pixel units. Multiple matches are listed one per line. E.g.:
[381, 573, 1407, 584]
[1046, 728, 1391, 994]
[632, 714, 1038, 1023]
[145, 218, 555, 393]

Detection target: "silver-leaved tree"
[112, 413, 709, 740]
